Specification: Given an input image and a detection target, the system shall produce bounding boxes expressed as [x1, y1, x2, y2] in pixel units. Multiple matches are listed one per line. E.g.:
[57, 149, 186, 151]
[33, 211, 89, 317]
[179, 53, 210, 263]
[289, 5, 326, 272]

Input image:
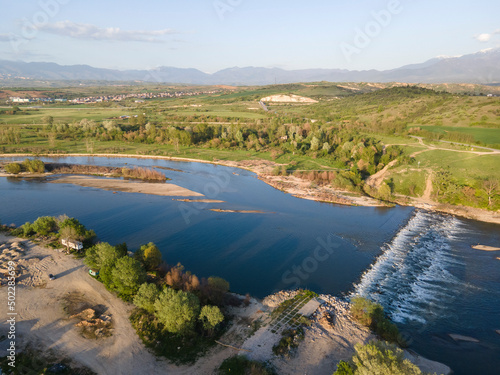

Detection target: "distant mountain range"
[1, 48, 499, 85]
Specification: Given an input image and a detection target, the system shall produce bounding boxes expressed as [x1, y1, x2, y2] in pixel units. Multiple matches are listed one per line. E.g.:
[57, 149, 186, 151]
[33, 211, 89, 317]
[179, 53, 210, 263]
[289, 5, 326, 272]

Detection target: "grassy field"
[0, 108, 137, 125]
[413, 150, 500, 182]
[416, 125, 500, 145]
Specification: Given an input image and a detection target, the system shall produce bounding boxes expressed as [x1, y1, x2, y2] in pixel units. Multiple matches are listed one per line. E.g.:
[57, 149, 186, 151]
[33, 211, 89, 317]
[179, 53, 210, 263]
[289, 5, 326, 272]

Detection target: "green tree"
[351, 296, 384, 327]
[32, 216, 57, 236]
[333, 361, 354, 375]
[4, 163, 21, 174]
[111, 257, 146, 298]
[199, 305, 224, 336]
[133, 282, 160, 313]
[21, 222, 34, 237]
[22, 159, 45, 173]
[84, 242, 122, 271]
[135, 242, 162, 271]
[207, 276, 230, 305]
[351, 341, 422, 375]
[154, 288, 200, 334]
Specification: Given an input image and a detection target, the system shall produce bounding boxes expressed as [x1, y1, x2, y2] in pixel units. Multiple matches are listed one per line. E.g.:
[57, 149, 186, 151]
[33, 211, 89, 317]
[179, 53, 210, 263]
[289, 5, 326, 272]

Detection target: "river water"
[0, 156, 499, 374]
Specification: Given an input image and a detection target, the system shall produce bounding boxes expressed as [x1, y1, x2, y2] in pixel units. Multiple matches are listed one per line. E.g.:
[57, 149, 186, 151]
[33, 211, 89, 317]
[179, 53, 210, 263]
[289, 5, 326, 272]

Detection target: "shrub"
[154, 288, 200, 335]
[218, 356, 276, 375]
[272, 327, 305, 357]
[133, 283, 160, 313]
[4, 163, 21, 174]
[199, 305, 224, 336]
[350, 297, 405, 346]
[333, 361, 355, 375]
[32, 216, 57, 236]
[111, 257, 147, 299]
[22, 159, 45, 173]
[207, 276, 230, 305]
[351, 340, 422, 375]
[135, 242, 162, 271]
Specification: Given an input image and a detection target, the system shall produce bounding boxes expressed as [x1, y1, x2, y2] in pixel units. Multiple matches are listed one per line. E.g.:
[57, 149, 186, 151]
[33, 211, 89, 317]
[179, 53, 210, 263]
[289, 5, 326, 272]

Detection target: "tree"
[133, 283, 160, 313]
[32, 216, 57, 236]
[4, 163, 21, 174]
[22, 159, 45, 173]
[350, 296, 384, 327]
[482, 178, 498, 207]
[84, 242, 122, 271]
[116, 242, 128, 257]
[58, 217, 94, 245]
[199, 305, 224, 336]
[207, 276, 230, 305]
[351, 341, 422, 375]
[333, 361, 354, 375]
[111, 257, 147, 298]
[21, 222, 34, 237]
[135, 242, 162, 271]
[154, 288, 200, 334]
[42, 115, 54, 126]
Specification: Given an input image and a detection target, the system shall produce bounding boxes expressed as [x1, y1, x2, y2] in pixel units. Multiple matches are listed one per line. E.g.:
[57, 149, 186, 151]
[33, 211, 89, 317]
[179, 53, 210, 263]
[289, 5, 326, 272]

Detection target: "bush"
[135, 242, 162, 271]
[333, 361, 355, 375]
[111, 257, 147, 299]
[207, 276, 230, 305]
[272, 327, 305, 357]
[21, 222, 34, 237]
[22, 158, 45, 173]
[154, 288, 200, 335]
[32, 216, 57, 236]
[4, 163, 21, 174]
[199, 305, 224, 336]
[133, 283, 160, 313]
[350, 340, 422, 375]
[218, 356, 276, 375]
[350, 297, 405, 346]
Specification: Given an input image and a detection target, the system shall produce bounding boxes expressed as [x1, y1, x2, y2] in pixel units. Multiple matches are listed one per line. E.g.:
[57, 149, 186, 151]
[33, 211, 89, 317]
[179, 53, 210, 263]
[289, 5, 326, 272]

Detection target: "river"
[0, 156, 499, 375]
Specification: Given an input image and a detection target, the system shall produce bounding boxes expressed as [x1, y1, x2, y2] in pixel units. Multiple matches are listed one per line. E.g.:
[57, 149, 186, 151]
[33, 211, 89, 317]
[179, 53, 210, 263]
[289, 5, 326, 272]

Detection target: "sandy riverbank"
[0, 234, 452, 375]
[49, 175, 204, 197]
[1, 152, 499, 225]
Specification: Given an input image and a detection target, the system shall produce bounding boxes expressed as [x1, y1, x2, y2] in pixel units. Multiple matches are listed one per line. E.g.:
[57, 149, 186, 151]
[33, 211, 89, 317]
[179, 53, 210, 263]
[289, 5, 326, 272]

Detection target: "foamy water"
[352, 210, 473, 324]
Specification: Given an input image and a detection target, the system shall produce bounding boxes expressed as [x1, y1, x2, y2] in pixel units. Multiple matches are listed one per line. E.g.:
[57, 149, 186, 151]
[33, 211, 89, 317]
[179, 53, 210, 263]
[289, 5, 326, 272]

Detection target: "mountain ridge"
[1, 48, 499, 85]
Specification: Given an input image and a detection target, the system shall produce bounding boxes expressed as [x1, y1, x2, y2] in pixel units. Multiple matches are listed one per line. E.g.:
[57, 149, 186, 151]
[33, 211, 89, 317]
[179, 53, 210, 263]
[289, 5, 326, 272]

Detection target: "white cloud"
[36, 21, 178, 43]
[0, 34, 12, 42]
[474, 29, 500, 42]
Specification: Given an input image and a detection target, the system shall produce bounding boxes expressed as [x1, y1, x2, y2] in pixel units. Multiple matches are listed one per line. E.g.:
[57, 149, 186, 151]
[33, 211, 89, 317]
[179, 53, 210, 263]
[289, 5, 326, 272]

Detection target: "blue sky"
[0, 0, 499, 72]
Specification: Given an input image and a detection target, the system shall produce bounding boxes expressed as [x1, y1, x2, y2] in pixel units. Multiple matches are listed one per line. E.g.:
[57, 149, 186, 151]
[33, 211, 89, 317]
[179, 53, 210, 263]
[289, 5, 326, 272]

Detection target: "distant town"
[7, 88, 228, 105]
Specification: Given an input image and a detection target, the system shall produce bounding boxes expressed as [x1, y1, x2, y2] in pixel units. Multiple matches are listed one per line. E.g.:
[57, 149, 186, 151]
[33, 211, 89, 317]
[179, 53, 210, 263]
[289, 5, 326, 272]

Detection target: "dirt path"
[365, 159, 399, 189]
[422, 172, 434, 202]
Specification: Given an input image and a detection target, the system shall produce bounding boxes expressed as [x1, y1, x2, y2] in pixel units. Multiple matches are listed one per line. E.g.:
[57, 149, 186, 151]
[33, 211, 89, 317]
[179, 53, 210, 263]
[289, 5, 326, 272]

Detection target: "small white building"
[61, 239, 83, 250]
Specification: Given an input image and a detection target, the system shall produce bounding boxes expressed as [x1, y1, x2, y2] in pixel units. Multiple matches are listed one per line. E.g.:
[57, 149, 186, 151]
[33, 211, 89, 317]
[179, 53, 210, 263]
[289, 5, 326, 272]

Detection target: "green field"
[415, 125, 500, 146]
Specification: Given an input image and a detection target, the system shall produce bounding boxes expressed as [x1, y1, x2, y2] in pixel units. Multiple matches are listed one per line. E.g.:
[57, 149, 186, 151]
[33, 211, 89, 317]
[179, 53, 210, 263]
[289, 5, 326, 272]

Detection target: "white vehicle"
[61, 239, 83, 250]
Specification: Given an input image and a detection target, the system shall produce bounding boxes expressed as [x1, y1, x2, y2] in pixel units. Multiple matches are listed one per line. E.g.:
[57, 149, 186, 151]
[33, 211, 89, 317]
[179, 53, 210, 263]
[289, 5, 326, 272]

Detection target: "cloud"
[0, 34, 12, 42]
[474, 29, 500, 42]
[36, 21, 178, 43]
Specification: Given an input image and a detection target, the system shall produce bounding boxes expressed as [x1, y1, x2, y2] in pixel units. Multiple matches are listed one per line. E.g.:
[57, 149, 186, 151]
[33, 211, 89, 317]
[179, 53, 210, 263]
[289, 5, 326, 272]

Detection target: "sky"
[0, 0, 499, 73]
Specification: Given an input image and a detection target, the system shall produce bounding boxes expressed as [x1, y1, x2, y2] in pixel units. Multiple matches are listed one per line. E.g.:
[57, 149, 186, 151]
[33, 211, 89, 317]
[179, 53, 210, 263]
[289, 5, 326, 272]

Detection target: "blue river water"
[0, 156, 499, 375]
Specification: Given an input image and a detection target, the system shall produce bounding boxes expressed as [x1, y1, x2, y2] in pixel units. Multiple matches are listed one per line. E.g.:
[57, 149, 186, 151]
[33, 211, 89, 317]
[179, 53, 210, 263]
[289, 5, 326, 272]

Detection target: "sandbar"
[50, 175, 203, 197]
[472, 245, 500, 251]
